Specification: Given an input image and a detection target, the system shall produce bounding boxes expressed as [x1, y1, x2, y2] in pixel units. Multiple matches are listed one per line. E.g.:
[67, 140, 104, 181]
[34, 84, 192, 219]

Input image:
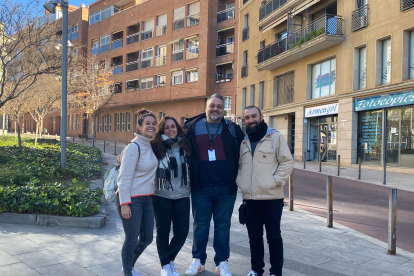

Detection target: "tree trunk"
[34, 121, 39, 147]
[40, 119, 44, 138]
[93, 113, 97, 147]
[17, 122, 22, 149]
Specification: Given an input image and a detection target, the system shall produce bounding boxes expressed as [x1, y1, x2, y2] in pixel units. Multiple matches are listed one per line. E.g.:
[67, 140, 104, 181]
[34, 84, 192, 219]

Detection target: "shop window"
[311, 58, 336, 99]
[358, 110, 383, 165]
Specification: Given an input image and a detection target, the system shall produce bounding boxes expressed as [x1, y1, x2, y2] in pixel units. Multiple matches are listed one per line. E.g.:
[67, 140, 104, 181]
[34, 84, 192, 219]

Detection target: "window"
[242, 14, 249, 41]
[160, 112, 166, 119]
[71, 25, 78, 40]
[73, 114, 76, 130]
[311, 58, 336, 99]
[92, 40, 99, 55]
[89, 5, 120, 25]
[224, 96, 231, 117]
[258, 81, 264, 110]
[76, 114, 80, 130]
[172, 70, 183, 85]
[156, 45, 167, 66]
[226, 68, 234, 79]
[156, 75, 166, 87]
[157, 14, 167, 36]
[99, 116, 102, 132]
[126, 113, 131, 131]
[142, 19, 154, 40]
[108, 115, 112, 132]
[173, 7, 185, 31]
[121, 113, 125, 131]
[141, 47, 154, 68]
[260, 40, 265, 49]
[250, 85, 255, 105]
[68, 115, 72, 130]
[355, 46, 367, 90]
[405, 30, 414, 80]
[103, 116, 107, 132]
[114, 83, 122, 93]
[381, 38, 391, 85]
[186, 37, 199, 60]
[115, 113, 120, 132]
[126, 79, 139, 90]
[187, 2, 200, 27]
[186, 68, 198, 82]
[172, 40, 184, 62]
[100, 35, 110, 53]
[274, 72, 294, 107]
[410, 30, 414, 80]
[242, 50, 248, 77]
[242, 88, 247, 111]
[141, 77, 153, 89]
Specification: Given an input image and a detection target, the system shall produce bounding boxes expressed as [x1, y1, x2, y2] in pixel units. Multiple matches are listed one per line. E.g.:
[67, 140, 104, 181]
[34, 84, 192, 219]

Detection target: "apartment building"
[237, 0, 414, 168]
[86, 0, 238, 142]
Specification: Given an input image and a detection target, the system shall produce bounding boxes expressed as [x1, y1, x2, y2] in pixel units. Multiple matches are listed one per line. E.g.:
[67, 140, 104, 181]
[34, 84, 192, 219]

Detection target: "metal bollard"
[72, 136, 75, 143]
[289, 172, 294, 211]
[388, 188, 397, 255]
[337, 155, 340, 176]
[358, 157, 362, 180]
[114, 141, 117, 155]
[327, 176, 333, 228]
[103, 140, 106, 153]
[303, 151, 307, 169]
[93, 138, 95, 147]
[319, 155, 322, 172]
[55, 134, 57, 140]
[82, 137, 84, 145]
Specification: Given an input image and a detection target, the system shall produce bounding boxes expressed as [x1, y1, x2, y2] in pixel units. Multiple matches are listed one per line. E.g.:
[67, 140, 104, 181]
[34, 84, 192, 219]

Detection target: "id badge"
[208, 149, 216, 161]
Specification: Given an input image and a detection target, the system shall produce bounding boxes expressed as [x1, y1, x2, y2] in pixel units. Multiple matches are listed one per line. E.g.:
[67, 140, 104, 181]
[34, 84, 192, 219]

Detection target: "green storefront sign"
[354, 89, 414, 111]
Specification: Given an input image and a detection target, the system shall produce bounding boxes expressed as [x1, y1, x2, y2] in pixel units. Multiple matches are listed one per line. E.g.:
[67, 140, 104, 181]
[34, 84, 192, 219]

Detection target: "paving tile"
[83, 239, 122, 254]
[0, 249, 21, 266]
[86, 260, 125, 276]
[0, 263, 42, 276]
[0, 239, 46, 256]
[41, 239, 92, 255]
[284, 238, 328, 253]
[312, 247, 373, 265]
[14, 250, 69, 268]
[3, 225, 50, 234]
[308, 238, 365, 253]
[63, 233, 109, 244]
[353, 248, 412, 265]
[317, 259, 385, 276]
[35, 262, 97, 276]
[0, 233, 27, 244]
[22, 232, 71, 244]
[360, 259, 414, 275]
[61, 248, 115, 268]
[284, 248, 333, 266]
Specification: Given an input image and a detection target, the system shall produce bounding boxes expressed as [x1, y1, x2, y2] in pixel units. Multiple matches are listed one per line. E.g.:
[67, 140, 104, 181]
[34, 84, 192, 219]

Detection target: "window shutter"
[157, 14, 167, 26]
[174, 7, 185, 20]
[188, 2, 200, 15]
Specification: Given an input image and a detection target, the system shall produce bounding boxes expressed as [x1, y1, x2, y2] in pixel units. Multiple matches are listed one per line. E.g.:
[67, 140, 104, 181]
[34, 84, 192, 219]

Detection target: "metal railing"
[242, 26, 249, 41]
[155, 55, 166, 66]
[351, 5, 369, 32]
[111, 38, 123, 50]
[216, 42, 235, 57]
[243, 0, 249, 4]
[217, 7, 235, 23]
[141, 58, 154, 69]
[259, 0, 289, 21]
[257, 15, 343, 65]
[126, 60, 139, 72]
[91, 47, 98, 56]
[71, 32, 78, 40]
[401, 0, 414, 11]
[156, 25, 167, 36]
[99, 43, 110, 53]
[187, 14, 200, 27]
[141, 30, 153, 40]
[186, 47, 199, 60]
[126, 32, 140, 44]
[112, 65, 123, 75]
[172, 50, 184, 62]
[241, 64, 248, 78]
[173, 18, 185, 31]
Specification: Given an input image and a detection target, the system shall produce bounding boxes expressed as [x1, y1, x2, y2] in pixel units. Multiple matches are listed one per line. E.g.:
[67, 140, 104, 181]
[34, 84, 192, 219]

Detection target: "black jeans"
[116, 195, 154, 276]
[153, 196, 190, 267]
[245, 199, 284, 276]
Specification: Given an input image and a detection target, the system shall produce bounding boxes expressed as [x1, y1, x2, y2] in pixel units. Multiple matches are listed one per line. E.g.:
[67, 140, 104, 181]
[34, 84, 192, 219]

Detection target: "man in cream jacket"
[236, 106, 293, 276]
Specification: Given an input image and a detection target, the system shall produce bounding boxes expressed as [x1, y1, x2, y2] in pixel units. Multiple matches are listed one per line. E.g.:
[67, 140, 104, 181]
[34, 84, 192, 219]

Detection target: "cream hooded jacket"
[236, 127, 293, 200]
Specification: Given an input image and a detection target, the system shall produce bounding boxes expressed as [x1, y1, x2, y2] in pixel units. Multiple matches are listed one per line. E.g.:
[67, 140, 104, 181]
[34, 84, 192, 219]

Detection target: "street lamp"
[44, 0, 69, 171]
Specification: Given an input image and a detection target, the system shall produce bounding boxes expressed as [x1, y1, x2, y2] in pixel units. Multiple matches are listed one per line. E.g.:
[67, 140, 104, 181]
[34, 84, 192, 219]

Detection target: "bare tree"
[68, 56, 116, 142]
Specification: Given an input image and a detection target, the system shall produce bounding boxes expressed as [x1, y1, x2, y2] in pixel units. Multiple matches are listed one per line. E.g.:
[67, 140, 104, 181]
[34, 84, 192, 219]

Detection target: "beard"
[246, 121, 261, 134]
[208, 113, 221, 122]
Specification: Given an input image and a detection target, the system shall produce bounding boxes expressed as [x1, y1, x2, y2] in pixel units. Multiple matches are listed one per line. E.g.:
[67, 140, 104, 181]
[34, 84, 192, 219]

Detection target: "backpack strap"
[131, 142, 141, 161]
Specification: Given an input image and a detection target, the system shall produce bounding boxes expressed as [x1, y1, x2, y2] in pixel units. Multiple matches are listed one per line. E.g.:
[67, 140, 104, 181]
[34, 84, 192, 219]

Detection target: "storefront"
[305, 103, 338, 162]
[355, 89, 414, 168]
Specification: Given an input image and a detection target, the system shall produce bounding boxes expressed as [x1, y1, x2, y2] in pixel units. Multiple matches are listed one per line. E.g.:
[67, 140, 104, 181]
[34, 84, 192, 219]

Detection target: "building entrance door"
[387, 115, 400, 165]
[319, 123, 337, 162]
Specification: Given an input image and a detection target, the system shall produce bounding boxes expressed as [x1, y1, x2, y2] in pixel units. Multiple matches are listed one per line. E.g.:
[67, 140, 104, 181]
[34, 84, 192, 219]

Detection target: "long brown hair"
[152, 116, 191, 159]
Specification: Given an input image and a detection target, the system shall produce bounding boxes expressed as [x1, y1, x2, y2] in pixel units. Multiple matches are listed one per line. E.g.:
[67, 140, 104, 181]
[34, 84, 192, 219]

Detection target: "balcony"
[217, 8, 235, 23]
[126, 32, 140, 45]
[241, 64, 248, 78]
[401, 0, 414, 11]
[352, 5, 369, 32]
[216, 42, 234, 57]
[112, 65, 123, 75]
[187, 14, 200, 27]
[242, 26, 249, 41]
[71, 32, 78, 40]
[100, 43, 110, 53]
[258, 0, 307, 29]
[156, 25, 167, 36]
[155, 55, 166, 66]
[186, 47, 199, 60]
[257, 15, 344, 71]
[141, 58, 153, 69]
[91, 47, 98, 56]
[173, 18, 185, 31]
[141, 30, 153, 41]
[172, 50, 184, 62]
[111, 38, 123, 50]
[126, 60, 139, 72]
[216, 62, 234, 82]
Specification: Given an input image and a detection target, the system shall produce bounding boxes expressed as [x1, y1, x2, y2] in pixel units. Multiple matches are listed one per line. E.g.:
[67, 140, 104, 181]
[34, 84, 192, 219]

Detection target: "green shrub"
[0, 184, 103, 217]
[315, 28, 325, 36]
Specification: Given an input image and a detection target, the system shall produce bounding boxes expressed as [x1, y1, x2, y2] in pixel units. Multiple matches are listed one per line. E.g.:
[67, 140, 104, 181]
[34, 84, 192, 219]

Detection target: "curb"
[0, 203, 106, 229]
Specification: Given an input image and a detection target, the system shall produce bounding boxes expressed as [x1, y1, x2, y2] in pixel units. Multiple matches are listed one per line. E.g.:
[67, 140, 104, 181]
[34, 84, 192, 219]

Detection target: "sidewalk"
[0, 153, 413, 276]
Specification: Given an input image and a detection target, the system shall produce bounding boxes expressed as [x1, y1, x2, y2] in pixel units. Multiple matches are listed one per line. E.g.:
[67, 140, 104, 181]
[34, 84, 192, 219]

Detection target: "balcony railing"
[217, 8, 235, 23]
[257, 15, 343, 64]
[71, 32, 78, 40]
[186, 47, 199, 59]
[126, 32, 140, 45]
[351, 5, 369, 32]
[126, 60, 139, 72]
[401, 0, 414, 11]
[112, 65, 123, 75]
[111, 38, 123, 50]
[259, 0, 289, 21]
[155, 55, 166, 66]
[216, 42, 234, 57]
[187, 14, 200, 27]
[91, 47, 98, 56]
[172, 50, 184, 62]
[156, 25, 167, 36]
[141, 58, 153, 69]
[173, 18, 185, 31]
[100, 43, 110, 53]
[243, 0, 249, 3]
[141, 30, 153, 40]
[241, 64, 248, 78]
[242, 26, 249, 41]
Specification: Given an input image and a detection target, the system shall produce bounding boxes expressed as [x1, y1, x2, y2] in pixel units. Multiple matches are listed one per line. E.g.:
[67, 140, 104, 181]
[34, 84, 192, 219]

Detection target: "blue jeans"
[191, 186, 237, 266]
[116, 195, 154, 276]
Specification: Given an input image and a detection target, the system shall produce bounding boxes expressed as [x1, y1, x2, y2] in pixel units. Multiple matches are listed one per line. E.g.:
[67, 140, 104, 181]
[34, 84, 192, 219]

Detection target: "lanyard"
[205, 120, 222, 149]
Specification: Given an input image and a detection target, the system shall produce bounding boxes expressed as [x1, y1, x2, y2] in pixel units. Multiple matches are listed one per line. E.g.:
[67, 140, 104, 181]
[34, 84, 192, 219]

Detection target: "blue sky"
[67, 0, 93, 7]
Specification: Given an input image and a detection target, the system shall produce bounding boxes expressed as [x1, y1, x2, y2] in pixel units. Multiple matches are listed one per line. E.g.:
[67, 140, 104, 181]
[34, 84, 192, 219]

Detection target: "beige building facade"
[237, 0, 414, 168]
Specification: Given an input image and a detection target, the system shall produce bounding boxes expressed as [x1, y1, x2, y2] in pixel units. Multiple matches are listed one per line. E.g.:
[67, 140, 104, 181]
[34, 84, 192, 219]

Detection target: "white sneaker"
[185, 258, 205, 276]
[121, 267, 141, 276]
[161, 264, 173, 276]
[170, 261, 180, 276]
[216, 261, 232, 276]
[247, 271, 259, 276]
